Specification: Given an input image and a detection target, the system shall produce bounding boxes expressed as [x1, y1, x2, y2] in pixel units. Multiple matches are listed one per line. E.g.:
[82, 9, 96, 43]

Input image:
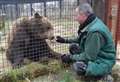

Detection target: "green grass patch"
[0, 59, 63, 82]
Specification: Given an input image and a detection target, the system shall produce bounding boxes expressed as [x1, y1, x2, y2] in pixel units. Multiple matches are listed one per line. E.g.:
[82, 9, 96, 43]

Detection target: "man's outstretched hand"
[56, 36, 66, 43]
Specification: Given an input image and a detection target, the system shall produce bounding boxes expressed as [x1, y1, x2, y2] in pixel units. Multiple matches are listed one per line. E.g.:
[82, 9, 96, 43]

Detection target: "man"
[56, 3, 116, 82]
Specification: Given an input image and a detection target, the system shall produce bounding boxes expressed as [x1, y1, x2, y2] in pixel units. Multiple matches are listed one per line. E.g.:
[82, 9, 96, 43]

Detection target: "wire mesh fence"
[0, 0, 77, 68]
[0, 0, 112, 82]
[0, 0, 79, 82]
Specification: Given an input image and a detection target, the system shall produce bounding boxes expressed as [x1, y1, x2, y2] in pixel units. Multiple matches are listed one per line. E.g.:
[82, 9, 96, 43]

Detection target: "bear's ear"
[34, 12, 42, 18]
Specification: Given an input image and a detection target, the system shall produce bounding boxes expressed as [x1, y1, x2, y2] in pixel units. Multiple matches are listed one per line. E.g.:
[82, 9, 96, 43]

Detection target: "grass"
[0, 59, 120, 82]
[58, 70, 81, 82]
[0, 59, 63, 82]
[112, 64, 120, 82]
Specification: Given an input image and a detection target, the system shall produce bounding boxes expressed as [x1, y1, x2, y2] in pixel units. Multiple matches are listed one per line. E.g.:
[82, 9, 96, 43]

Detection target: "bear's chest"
[24, 39, 51, 61]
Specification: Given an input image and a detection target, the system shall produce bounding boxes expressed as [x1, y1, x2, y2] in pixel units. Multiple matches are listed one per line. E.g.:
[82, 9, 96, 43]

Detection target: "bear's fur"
[6, 13, 61, 68]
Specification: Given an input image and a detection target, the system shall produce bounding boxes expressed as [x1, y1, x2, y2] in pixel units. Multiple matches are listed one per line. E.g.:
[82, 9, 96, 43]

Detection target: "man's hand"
[61, 54, 72, 64]
[56, 36, 66, 43]
[73, 61, 87, 75]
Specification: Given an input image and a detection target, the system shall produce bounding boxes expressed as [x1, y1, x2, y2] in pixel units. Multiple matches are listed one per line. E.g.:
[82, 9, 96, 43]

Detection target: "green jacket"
[69, 17, 116, 76]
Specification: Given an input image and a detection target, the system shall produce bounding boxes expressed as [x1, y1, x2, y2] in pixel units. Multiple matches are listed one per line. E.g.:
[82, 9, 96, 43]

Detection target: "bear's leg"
[10, 54, 24, 68]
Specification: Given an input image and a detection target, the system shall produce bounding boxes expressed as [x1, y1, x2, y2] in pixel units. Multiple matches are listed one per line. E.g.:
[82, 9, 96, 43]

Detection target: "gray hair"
[77, 3, 93, 16]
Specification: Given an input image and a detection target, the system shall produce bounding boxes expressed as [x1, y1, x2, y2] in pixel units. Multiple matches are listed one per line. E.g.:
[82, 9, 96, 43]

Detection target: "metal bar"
[59, 0, 62, 18]
[30, 3, 33, 16]
[15, 4, 19, 18]
[77, 0, 79, 6]
[44, 1, 47, 17]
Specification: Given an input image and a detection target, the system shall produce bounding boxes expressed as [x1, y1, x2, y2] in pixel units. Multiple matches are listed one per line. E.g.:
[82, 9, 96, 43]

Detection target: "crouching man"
[56, 3, 116, 82]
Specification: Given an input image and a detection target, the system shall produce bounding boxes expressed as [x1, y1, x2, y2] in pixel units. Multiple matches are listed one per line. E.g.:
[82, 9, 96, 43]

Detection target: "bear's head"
[15, 13, 54, 40]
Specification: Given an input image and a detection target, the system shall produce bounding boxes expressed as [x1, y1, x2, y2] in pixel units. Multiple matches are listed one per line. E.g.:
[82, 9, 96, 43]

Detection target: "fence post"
[15, 4, 19, 18]
[77, 0, 79, 6]
[30, 3, 33, 16]
[116, 0, 120, 46]
[44, 1, 47, 17]
[59, 0, 62, 18]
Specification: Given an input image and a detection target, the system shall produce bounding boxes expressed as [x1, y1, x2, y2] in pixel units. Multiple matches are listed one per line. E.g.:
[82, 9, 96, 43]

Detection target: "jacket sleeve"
[64, 36, 79, 43]
[70, 32, 105, 62]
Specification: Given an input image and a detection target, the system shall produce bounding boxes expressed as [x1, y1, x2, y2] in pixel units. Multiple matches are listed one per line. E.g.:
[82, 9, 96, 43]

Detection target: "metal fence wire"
[0, 0, 108, 82]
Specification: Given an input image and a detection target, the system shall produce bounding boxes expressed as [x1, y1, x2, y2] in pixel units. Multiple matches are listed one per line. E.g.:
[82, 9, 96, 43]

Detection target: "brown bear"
[6, 13, 61, 68]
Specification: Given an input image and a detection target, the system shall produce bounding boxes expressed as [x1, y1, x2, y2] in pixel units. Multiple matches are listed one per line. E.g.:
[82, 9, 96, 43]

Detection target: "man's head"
[74, 3, 93, 24]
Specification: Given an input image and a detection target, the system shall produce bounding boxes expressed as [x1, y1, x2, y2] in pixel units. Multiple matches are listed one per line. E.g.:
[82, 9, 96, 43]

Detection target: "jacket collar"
[78, 14, 96, 33]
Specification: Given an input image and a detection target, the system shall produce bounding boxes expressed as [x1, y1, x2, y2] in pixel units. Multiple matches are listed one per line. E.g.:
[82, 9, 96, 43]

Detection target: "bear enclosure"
[0, 0, 119, 82]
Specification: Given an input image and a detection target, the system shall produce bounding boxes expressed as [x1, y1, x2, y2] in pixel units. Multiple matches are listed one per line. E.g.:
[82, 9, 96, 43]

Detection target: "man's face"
[74, 8, 87, 24]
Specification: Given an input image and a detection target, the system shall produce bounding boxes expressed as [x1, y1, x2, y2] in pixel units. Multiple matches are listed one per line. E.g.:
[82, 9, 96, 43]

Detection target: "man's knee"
[69, 43, 81, 54]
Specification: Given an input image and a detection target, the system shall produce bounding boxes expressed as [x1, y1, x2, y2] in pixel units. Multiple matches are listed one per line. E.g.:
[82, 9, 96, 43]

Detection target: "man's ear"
[34, 12, 42, 18]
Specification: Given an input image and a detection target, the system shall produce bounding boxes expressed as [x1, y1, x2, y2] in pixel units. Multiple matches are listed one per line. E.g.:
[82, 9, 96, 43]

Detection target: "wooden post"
[116, 0, 120, 45]
[110, 0, 119, 42]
